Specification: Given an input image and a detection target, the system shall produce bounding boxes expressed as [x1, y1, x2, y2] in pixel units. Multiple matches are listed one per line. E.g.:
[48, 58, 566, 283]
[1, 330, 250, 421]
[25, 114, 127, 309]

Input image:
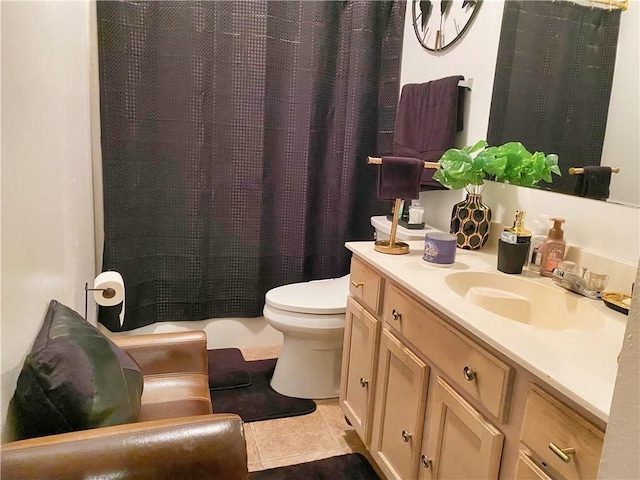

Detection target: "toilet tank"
[370, 216, 437, 242]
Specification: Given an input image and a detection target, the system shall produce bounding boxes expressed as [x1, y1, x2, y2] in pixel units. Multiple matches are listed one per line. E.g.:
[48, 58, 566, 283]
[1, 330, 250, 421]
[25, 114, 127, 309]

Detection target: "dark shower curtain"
[487, 1, 620, 194]
[97, 1, 405, 331]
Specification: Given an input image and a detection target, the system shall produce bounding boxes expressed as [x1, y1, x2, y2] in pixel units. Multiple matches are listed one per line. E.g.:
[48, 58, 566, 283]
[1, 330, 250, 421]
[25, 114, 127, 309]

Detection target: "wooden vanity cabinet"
[340, 255, 606, 480]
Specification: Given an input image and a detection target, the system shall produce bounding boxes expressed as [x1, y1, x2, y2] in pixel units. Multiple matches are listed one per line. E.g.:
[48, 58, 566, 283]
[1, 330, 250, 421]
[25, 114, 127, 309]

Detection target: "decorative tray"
[601, 292, 632, 315]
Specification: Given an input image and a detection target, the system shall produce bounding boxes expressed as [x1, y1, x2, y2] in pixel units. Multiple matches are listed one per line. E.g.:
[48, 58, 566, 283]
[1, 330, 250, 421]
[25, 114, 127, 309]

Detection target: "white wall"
[0, 1, 96, 430]
[598, 266, 640, 479]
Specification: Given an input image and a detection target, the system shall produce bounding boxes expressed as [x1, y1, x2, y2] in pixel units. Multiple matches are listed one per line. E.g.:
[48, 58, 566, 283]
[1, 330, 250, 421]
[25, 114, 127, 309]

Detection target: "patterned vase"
[450, 193, 492, 250]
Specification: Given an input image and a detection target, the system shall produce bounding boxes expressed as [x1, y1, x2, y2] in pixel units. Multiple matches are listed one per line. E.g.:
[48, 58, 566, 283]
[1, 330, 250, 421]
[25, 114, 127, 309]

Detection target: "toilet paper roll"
[94, 271, 125, 327]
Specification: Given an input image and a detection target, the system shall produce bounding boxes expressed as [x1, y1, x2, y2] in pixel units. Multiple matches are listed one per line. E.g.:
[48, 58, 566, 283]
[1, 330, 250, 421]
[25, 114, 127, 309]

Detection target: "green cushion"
[8, 300, 143, 440]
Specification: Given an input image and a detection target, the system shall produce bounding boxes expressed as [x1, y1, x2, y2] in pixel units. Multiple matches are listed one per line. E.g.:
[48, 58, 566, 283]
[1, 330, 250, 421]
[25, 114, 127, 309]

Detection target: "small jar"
[408, 202, 424, 224]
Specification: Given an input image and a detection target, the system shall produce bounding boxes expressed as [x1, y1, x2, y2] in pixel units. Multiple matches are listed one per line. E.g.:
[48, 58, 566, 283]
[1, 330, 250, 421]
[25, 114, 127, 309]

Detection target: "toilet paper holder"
[84, 283, 116, 320]
[83, 271, 125, 325]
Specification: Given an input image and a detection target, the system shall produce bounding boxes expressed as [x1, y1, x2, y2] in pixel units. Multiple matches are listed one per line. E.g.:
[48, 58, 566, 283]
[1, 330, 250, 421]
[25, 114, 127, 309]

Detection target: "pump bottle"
[540, 218, 566, 277]
[528, 214, 550, 271]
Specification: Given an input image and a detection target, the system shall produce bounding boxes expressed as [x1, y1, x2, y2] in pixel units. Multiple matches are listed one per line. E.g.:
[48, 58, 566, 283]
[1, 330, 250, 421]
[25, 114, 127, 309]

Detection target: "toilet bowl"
[263, 275, 350, 399]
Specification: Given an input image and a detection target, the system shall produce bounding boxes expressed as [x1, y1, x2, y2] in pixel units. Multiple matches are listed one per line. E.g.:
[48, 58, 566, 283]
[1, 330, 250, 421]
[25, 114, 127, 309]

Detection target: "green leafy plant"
[432, 140, 561, 194]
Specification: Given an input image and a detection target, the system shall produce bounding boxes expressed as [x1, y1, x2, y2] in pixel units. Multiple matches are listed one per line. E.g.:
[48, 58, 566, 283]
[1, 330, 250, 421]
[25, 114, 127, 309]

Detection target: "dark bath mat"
[249, 453, 380, 480]
[209, 354, 316, 423]
[208, 348, 252, 390]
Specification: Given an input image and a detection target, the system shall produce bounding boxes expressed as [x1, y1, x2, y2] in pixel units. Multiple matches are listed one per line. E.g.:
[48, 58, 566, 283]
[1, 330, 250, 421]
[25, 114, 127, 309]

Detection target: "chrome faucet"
[551, 261, 609, 300]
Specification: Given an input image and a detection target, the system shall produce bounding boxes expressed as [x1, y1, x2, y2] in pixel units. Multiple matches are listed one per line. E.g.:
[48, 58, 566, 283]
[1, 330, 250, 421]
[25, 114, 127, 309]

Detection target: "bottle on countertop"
[408, 201, 424, 225]
[540, 218, 566, 277]
[505, 210, 532, 243]
[527, 214, 550, 272]
[497, 211, 532, 274]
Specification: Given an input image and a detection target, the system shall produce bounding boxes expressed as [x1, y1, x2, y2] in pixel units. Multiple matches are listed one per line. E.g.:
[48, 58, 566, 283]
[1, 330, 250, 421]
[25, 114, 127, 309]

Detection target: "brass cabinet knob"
[351, 280, 364, 288]
[463, 366, 476, 381]
[359, 377, 368, 388]
[392, 309, 401, 321]
[421, 455, 432, 468]
[401, 430, 412, 442]
[549, 443, 576, 463]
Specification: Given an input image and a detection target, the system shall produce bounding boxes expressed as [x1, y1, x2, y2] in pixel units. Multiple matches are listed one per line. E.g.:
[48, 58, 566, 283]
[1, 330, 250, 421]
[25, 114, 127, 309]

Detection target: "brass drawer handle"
[392, 309, 402, 321]
[463, 366, 476, 381]
[401, 430, 412, 442]
[359, 377, 369, 388]
[549, 443, 576, 463]
[421, 455, 432, 468]
[351, 280, 364, 288]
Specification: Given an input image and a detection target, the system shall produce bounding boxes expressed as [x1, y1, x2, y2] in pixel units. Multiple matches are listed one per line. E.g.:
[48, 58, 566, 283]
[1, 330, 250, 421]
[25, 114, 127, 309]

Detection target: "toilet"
[263, 274, 350, 399]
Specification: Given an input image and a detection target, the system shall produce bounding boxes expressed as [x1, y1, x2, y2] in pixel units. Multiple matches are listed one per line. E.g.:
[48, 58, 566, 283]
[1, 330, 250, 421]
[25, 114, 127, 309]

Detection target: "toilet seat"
[265, 275, 349, 315]
[263, 304, 345, 338]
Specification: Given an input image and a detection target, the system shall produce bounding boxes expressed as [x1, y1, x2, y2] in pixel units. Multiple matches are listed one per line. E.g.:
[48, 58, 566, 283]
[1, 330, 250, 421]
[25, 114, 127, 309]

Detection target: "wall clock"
[412, 0, 482, 52]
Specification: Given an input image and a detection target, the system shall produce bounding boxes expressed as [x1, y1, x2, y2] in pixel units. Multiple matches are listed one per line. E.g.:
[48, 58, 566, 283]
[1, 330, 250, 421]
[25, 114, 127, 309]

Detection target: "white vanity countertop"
[346, 241, 629, 422]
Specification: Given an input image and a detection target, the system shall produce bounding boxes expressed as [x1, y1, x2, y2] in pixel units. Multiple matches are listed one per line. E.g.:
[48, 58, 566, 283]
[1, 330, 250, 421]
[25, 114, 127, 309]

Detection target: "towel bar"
[367, 156, 440, 169]
[369, 157, 423, 255]
[568, 166, 620, 175]
[457, 78, 473, 90]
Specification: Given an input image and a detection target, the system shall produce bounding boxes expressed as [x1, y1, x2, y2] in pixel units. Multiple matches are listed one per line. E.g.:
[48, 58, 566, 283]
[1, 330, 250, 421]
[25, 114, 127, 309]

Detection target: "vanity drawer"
[383, 283, 512, 422]
[349, 258, 384, 316]
[515, 451, 553, 480]
[521, 385, 604, 480]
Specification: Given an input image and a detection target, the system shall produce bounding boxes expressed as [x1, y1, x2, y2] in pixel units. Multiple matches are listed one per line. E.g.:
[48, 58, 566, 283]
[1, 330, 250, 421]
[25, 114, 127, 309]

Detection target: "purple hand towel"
[572, 166, 612, 200]
[393, 76, 465, 189]
[377, 156, 423, 201]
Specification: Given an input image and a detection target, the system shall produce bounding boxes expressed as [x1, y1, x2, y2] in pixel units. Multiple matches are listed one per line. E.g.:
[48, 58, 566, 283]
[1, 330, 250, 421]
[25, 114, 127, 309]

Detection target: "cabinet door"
[420, 377, 504, 480]
[372, 329, 429, 480]
[339, 296, 380, 445]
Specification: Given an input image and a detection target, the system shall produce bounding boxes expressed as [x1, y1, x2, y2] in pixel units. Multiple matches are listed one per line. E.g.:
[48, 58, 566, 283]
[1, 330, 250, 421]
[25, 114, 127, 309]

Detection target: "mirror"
[487, 0, 639, 207]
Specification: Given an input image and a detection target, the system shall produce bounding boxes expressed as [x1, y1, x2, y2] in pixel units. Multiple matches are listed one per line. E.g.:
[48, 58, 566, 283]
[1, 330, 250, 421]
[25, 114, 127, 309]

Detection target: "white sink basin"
[445, 271, 606, 331]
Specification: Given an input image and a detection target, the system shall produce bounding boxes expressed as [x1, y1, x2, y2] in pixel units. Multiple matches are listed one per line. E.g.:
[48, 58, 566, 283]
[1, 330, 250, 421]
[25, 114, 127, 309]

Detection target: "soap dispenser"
[540, 218, 566, 277]
[506, 210, 532, 243]
[497, 211, 531, 274]
[528, 214, 550, 272]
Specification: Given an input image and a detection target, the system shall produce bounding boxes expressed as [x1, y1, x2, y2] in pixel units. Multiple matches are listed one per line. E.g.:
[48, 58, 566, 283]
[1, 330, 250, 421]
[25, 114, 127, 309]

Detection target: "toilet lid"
[265, 275, 350, 314]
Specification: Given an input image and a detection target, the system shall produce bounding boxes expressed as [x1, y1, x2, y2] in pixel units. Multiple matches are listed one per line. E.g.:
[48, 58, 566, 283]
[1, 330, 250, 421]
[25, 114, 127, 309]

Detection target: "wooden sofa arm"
[1, 414, 248, 480]
[111, 331, 208, 376]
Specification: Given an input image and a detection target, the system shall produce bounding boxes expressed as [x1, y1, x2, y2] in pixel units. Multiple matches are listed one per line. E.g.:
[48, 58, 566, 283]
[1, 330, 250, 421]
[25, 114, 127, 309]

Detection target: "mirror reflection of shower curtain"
[487, 0, 620, 194]
[97, 1, 405, 331]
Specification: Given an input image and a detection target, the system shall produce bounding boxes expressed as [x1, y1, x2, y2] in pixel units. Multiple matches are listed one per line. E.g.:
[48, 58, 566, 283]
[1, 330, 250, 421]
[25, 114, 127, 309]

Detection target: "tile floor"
[239, 345, 378, 474]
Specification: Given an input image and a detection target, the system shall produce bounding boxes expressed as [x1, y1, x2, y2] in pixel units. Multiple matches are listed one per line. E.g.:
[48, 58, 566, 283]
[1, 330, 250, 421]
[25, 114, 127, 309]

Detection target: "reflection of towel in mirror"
[393, 76, 465, 190]
[572, 166, 612, 200]
[377, 157, 423, 200]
